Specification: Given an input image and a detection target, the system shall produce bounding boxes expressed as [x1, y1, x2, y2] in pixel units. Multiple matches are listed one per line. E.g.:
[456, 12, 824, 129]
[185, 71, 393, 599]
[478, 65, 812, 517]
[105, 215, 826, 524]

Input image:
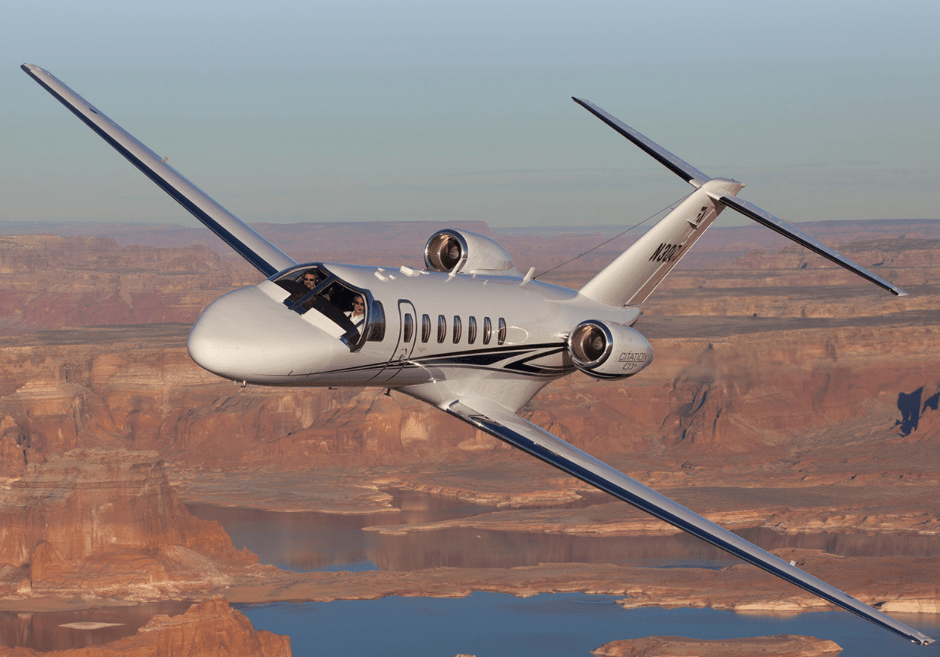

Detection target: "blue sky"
[3, 0, 938, 229]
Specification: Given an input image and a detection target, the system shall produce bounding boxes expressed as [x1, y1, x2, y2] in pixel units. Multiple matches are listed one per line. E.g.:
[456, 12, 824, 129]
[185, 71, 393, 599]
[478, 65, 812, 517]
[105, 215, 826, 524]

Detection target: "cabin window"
[437, 315, 446, 343]
[483, 317, 492, 345]
[403, 313, 414, 343]
[453, 316, 462, 344]
[468, 316, 477, 344]
[498, 317, 506, 345]
[421, 314, 431, 343]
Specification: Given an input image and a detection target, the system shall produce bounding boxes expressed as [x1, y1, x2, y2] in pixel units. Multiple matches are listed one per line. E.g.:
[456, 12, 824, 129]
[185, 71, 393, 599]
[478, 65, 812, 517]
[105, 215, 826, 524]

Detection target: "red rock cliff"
[0, 449, 258, 601]
[0, 598, 290, 657]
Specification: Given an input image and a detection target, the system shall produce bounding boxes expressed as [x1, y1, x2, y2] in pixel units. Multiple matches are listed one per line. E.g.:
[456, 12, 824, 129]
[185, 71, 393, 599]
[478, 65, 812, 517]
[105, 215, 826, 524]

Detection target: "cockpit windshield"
[271, 265, 384, 350]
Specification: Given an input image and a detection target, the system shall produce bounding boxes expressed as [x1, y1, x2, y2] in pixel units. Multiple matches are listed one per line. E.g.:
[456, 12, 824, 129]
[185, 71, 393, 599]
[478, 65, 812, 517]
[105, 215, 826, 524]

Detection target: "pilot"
[346, 295, 366, 328]
[302, 270, 322, 290]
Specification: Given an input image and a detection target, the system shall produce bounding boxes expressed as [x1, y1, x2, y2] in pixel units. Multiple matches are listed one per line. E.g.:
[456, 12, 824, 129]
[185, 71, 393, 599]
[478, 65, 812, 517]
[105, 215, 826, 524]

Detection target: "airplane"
[21, 63, 933, 647]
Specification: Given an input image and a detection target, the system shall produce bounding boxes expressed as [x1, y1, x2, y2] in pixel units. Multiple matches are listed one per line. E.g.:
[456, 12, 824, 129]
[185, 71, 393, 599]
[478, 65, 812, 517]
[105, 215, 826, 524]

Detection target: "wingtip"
[21, 63, 43, 78]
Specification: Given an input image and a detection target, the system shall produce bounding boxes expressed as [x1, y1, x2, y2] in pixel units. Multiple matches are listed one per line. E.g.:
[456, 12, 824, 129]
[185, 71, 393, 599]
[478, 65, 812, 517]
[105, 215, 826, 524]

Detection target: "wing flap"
[22, 64, 297, 277]
[447, 398, 934, 646]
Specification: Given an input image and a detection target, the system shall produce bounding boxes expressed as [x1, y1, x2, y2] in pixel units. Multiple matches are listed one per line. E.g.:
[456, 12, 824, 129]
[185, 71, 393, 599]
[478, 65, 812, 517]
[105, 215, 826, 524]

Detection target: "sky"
[2, 0, 938, 231]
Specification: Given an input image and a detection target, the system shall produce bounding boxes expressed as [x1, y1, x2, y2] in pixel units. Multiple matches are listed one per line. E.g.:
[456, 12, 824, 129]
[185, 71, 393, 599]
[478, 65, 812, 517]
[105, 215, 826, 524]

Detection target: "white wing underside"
[444, 396, 934, 646]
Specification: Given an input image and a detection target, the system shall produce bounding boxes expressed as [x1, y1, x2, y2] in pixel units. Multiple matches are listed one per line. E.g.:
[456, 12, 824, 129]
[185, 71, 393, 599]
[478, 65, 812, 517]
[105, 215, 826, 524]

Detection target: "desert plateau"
[0, 219, 938, 655]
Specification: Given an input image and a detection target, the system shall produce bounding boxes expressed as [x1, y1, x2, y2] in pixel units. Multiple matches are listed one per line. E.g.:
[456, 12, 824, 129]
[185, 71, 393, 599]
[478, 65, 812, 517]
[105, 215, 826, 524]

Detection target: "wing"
[444, 397, 934, 646]
[21, 64, 297, 277]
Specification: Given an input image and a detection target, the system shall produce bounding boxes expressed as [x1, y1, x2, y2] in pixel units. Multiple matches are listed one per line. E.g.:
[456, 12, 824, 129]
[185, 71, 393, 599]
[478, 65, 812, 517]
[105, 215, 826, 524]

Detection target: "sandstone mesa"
[0, 221, 938, 651]
[591, 634, 842, 657]
[0, 599, 290, 657]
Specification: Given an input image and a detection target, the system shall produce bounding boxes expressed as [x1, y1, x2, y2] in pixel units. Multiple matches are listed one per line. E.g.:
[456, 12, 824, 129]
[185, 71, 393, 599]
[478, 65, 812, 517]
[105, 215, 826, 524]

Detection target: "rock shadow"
[895, 387, 940, 437]
[896, 388, 922, 436]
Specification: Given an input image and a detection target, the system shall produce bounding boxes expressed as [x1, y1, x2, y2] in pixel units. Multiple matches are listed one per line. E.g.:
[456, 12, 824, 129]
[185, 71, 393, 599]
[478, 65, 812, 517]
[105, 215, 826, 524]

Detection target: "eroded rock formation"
[0, 449, 268, 603]
[0, 598, 290, 657]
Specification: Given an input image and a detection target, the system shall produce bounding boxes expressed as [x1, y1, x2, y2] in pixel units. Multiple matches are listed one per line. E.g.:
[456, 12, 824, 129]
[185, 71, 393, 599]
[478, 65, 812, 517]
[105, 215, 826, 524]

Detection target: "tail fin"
[573, 98, 907, 305]
[579, 179, 743, 306]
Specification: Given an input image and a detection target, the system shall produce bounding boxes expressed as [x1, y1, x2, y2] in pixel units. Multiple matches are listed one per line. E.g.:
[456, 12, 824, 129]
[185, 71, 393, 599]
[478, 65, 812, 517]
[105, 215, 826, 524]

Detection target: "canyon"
[0, 219, 938, 653]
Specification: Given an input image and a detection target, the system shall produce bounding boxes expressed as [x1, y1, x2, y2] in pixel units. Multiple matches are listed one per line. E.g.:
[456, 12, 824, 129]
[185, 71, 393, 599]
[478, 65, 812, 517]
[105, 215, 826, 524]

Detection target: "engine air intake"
[425, 231, 467, 272]
[567, 319, 653, 380]
[424, 229, 520, 275]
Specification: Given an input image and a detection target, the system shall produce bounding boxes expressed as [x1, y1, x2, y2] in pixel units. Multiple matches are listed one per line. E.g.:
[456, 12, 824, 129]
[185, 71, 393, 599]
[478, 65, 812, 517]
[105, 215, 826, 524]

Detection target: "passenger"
[346, 295, 366, 328]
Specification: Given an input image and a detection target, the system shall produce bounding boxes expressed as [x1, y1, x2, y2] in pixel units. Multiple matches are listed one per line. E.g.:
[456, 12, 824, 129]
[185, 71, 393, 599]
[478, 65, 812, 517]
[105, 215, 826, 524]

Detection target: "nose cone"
[188, 286, 334, 382]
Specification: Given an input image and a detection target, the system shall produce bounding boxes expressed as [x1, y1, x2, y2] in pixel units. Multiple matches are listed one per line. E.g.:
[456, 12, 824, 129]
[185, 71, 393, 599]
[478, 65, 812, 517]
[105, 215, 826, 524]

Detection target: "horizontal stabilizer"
[21, 64, 297, 278]
[444, 396, 934, 647]
[573, 97, 711, 188]
[574, 98, 907, 298]
[717, 194, 907, 296]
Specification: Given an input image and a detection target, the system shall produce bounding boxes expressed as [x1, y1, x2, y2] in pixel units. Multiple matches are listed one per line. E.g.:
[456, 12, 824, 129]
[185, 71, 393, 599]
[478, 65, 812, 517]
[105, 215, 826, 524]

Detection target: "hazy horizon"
[3, 0, 938, 229]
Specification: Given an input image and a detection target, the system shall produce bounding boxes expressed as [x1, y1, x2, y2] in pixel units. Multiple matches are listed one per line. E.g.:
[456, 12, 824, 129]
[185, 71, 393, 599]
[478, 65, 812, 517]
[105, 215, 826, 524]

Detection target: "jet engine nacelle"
[424, 229, 521, 275]
[567, 320, 653, 379]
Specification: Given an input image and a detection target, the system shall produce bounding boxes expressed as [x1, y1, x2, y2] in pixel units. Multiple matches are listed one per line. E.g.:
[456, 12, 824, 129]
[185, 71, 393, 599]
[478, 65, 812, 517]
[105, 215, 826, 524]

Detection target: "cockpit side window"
[271, 265, 380, 351]
[365, 300, 385, 342]
[277, 266, 327, 300]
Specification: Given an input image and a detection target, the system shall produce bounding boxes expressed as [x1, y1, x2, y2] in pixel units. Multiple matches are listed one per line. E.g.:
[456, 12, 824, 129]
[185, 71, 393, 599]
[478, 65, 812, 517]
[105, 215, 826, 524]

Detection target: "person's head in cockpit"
[302, 271, 321, 290]
[348, 295, 365, 320]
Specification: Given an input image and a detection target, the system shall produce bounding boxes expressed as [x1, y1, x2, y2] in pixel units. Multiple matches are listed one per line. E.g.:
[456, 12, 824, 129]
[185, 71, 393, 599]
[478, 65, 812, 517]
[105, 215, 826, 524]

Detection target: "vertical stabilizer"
[579, 179, 743, 306]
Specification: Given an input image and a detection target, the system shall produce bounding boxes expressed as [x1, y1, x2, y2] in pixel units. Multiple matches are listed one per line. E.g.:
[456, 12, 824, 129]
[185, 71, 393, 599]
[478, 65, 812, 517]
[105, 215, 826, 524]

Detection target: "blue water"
[239, 593, 939, 657]
[193, 495, 939, 656]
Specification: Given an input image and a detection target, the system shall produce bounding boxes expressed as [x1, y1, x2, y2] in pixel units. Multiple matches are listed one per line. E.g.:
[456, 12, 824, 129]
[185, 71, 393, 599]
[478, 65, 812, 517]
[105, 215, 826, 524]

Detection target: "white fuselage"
[188, 263, 642, 412]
